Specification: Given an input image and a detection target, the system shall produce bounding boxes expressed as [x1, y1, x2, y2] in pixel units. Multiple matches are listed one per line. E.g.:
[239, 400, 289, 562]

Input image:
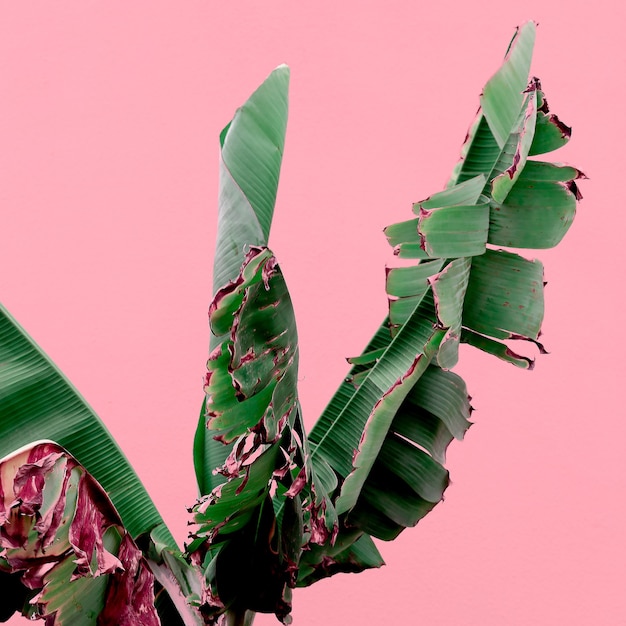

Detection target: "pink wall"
[1, 2, 623, 624]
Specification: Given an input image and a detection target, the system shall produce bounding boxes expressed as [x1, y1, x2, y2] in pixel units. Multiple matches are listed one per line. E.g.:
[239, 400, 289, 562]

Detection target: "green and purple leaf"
[190, 67, 338, 623]
[194, 65, 291, 498]
[0, 442, 161, 625]
[0, 305, 176, 550]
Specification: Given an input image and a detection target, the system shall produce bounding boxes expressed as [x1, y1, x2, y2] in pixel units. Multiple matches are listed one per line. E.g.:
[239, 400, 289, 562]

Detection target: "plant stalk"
[225, 608, 256, 626]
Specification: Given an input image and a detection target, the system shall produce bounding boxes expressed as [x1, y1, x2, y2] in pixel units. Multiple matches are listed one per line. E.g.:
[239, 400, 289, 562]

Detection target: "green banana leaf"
[188, 66, 338, 624]
[300, 20, 582, 581]
[0, 304, 175, 550]
[193, 65, 290, 497]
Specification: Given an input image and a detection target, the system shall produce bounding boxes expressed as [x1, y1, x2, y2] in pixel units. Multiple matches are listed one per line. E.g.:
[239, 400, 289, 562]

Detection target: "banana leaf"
[193, 65, 290, 497]
[0, 304, 175, 550]
[189, 66, 337, 625]
[0, 442, 167, 624]
[300, 20, 582, 583]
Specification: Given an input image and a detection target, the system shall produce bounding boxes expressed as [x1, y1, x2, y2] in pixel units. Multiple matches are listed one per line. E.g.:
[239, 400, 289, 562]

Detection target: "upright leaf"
[212, 66, 289, 304]
[480, 21, 536, 148]
[190, 67, 336, 624]
[194, 65, 290, 497]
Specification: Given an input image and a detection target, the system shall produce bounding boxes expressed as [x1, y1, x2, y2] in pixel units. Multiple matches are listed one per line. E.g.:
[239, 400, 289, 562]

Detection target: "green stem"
[225, 608, 256, 626]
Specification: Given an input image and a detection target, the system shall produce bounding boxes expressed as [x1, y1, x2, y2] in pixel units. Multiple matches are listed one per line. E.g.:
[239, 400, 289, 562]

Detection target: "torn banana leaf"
[529, 86, 572, 156]
[462, 248, 544, 342]
[0, 304, 175, 550]
[385, 174, 487, 259]
[488, 161, 583, 249]
[302, 20, 582, 584]
[0, 442, 163, 624]
[190, 67, 337, 624]
[189, 245, 338, 623]
[193, 65, 290, 497]
[346, 365, 471, 540]
[297, 531, 384, 587]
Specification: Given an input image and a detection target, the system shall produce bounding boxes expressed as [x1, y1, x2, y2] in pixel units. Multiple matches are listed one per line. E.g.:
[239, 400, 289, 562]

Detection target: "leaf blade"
[0, 304, 175, 549]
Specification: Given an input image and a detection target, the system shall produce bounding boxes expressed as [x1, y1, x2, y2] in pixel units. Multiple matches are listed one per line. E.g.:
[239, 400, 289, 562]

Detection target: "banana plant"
[0, 21, 582, 626]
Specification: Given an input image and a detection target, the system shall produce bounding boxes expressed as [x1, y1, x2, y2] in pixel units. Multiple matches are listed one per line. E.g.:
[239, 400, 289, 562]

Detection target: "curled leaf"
[0, 442, 160, 625]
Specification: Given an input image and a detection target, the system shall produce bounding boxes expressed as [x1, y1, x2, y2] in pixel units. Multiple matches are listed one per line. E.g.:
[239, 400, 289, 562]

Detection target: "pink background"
[1, 2, 624, 624]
